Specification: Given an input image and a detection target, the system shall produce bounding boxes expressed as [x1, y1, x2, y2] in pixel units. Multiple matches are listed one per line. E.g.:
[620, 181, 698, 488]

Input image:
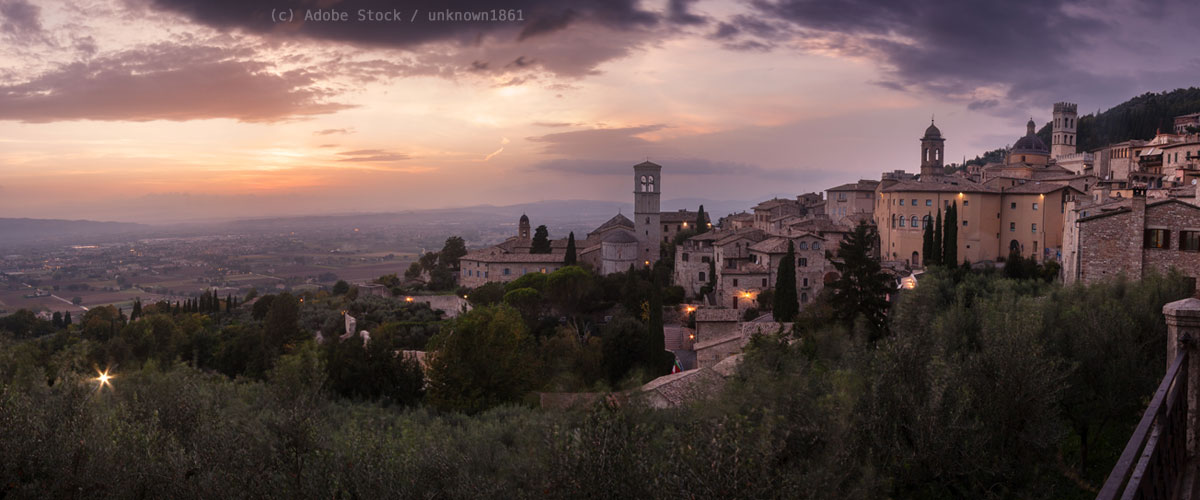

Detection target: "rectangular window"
[503, 268, 511, 276]
[699, 272, 706, 282]
[912, 199, 917, 206]
[802, 278, 809, 287]
[1145, 229, 1171, 249]
[1010, 222, 1016, 232]
[701, 256, 711, 263]
[1182, 231, 1200, 252]
[1011, 202, 1017, 209]
[1032, 202, 1039, 211]
[899, 199, 905, 206]
[1031, 223, 1037, 233]
[762, 278, 768, 287]
[732, 278, 738, 287]
[798, 257, 808, 267]
[926, 199, 932, 206]
[682, 253, 689, 262]
[963, 200, 969, 206]
[962, 220, 968, 226]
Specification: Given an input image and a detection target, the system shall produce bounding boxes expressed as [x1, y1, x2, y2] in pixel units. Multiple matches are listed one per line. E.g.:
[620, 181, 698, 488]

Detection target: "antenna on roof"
[931, 114, 934, 124]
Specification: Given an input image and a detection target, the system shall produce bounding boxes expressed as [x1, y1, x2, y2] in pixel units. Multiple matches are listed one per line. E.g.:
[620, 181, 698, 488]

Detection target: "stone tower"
[518, 214, 530, 240]
[920, 120, 944, 179]
[633, 161, 662, 266]
[1052, 102, 1078, 159]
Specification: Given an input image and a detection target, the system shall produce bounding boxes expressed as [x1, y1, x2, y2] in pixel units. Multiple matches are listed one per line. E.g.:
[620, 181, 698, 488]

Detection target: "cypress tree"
[773, 240, 799, 322]
[932, 208, 943, 266]
[530, 225, 551, 254]
[226, 294, 233, 313]
[565, 232, 577, 265]
[695, 205, 709, 234]
[52, 311, 63, 328]
[131, 298, 142, 321]
[921, 213, 934, 267]
[63, 311, 72, 326]
[645, 285, 672, 377]
[943, 202, 958, 265]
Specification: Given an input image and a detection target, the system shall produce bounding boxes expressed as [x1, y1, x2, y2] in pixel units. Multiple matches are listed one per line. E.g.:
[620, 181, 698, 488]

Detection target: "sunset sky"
[1, 0, 1197, 223]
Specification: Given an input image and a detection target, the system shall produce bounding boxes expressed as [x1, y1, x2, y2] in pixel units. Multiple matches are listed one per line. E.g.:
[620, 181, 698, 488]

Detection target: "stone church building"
[459, 161, 708, 288]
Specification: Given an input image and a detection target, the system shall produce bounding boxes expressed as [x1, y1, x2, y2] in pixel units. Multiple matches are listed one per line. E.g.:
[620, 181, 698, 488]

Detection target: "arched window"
[910, 215, 918, 227]
[891, 214, 896, 228]
[812, 242, 820, 250]
[924, 148, 929, 162]
[899, 217, 906, 227]
[799, 242, 808, 250]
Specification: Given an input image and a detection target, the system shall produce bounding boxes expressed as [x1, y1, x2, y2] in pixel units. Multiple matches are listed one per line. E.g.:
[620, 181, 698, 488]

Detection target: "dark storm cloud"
[748, 0, 1200, 112]
[146, 0, 659, 49]
[0, 43, 351, 122]
[0, 0, 49, 44]
[667, 0, 707, 26]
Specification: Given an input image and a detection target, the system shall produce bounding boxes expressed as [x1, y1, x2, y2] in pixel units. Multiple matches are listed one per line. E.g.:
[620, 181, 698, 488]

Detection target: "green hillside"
[1031, 87, 1200, 152]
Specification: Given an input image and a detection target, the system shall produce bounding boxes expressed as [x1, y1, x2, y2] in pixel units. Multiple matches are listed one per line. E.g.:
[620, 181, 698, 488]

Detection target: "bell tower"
[633, 161, 662, 265]
[518, 214, 530, 240]
[1052, 101, 1077, 159]
[920, 119, 945, 179]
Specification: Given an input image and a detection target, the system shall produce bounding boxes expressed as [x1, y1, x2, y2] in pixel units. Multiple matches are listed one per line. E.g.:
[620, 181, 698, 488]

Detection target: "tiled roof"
[754, 198, 798, 210]
[591, 213, 634, 233]
[827, 179, 880, 192]
[1001, 182, 1080, 194]
[881, 179, 999, 194]
[660, 210, 707, 223]
[715, 228, 766, 246]
[460, 252, 566, 263]
[723, 264, 768, 275]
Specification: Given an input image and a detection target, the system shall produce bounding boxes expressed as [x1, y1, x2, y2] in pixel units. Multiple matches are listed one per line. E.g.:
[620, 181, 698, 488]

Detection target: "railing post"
[1165, 297, 1200, 456]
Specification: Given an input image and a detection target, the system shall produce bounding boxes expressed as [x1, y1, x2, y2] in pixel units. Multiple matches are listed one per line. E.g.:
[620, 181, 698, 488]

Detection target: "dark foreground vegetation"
[0, 264, 1192, 498]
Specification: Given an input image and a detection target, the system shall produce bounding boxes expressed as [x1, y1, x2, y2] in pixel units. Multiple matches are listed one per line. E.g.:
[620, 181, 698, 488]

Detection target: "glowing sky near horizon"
[0, 0, 1197, 223]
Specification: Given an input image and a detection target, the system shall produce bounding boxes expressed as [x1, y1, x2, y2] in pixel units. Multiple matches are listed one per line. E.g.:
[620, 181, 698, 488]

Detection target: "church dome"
[519, 214, 529, 224]
[1012, 118, 1049, 154]
[923, 121, 942, 139]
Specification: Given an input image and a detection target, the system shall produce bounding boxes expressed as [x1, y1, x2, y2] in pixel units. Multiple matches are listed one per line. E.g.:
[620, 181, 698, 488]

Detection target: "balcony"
[1098, 298, 1200, 500]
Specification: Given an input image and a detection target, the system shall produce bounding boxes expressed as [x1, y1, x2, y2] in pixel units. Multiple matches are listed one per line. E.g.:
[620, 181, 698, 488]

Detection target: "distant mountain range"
[0, 218, 150, 249]
[0, 198, 761, 250]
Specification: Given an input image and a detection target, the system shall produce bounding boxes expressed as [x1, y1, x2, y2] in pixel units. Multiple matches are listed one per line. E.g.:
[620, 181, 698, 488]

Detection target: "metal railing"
[1097, 351, 1189, 500]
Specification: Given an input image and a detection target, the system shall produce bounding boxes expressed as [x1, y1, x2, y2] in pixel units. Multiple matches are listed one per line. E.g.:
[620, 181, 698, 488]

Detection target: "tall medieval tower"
[920, 120, 944, 179]
[518, 214, 530, 240]
[633, 161, 662, 266]
[1052, 102, 1078, 159]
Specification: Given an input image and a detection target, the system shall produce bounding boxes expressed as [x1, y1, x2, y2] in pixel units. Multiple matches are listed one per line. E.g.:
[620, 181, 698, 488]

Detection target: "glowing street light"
[94, 368, 114, 390]
[405, 296, 414, 302]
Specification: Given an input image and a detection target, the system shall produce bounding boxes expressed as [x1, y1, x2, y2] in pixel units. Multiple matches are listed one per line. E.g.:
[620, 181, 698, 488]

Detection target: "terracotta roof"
[881, 179, 999, 194]
[715, 228, 766, 246]
[460, 252, 566, 263]
[754, 198, 798, 210]
[1001, 182, 1080, 194]
[660, 210, 707, 223]
[1077, 198, 1200, 223]
[723, 264, 768, 275]
[591, 213, 634, 233]
[827, 179, 880, 192]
